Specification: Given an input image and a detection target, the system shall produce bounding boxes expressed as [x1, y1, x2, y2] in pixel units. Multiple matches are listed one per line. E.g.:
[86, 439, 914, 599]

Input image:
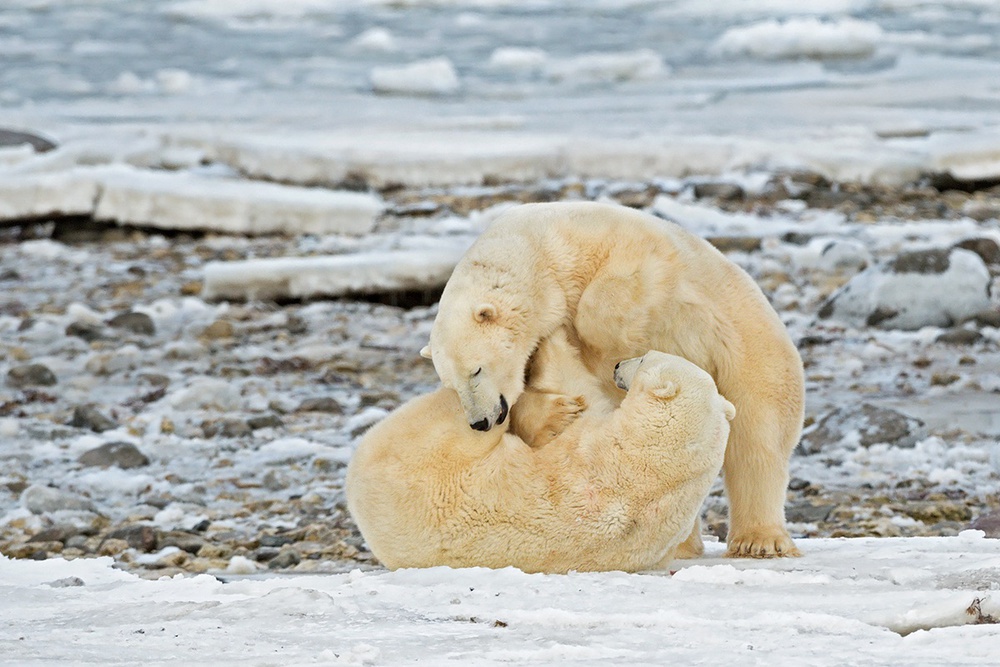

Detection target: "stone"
[706, 236, 762, 253]
[21, 485, 95, 514]
[160, 531, 207, 554]
[106, 525, 159, 552]
[69, 404, 118, 433]
[46, 577, 85, 588]
[200, 320, 235, 340]
[954, 237, 1000, 265]
[7, 363, 57, 388]
[97, 538, 131, 556]
[107, 311, 155, 336]
[78, 442, 150, 469]
[202, 419, 252, 438]
[968, 510, 1000, 538]
[247, 414, 283, 430]
[971, 309, 1000, 328]
[267, 547, 302, 570]
[65, 321, 106, 342]
[28, 524, 83, 544]
[936, 329, 983, 345]
[900, 501, 973, 524]
[297, 397, 344, 414]
[786, 502, 837, 523]
[818, 248, 991, 330]
[693, 182, 744, 200]
[800, 404, 926, 454]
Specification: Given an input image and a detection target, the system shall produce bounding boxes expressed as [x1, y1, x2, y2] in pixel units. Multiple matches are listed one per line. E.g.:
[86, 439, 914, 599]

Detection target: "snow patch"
[714, 18, 883, 60]
[371, 57, 460, 96]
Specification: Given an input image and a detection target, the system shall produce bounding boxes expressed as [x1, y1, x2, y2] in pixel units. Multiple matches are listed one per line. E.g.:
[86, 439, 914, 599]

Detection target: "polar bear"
[421, 201, 805, 558]
[346, 333, 734, 573]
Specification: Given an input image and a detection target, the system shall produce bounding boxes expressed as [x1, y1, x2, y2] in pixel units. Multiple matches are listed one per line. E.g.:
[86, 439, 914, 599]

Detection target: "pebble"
[297, 397, 344, 414]
[800, 404, 926, 454]
[97, 538, 131, 556]
[7, 363, 57, 388]
[106, 525, 159, 552]
[65, 321, 106, 342]
[268, 547, 302, 570]
[69, 404, 118, 433]
[200, 320, 235, 340]
[968, 510, 1000, 538]
[28, 524, 83, 543]
[78, 442, 150, 469]
[936, 329, 983, 345]
[107, 311, 156, 336]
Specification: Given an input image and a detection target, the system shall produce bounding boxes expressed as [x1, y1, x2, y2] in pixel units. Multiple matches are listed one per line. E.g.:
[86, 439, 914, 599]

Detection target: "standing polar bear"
[421, 201, 805, 558]
[346, 331, 735, 573]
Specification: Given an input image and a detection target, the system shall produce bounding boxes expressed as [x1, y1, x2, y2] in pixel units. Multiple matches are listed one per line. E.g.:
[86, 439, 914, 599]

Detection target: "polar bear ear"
[419, 344, 433, 359]
[473, 303, 498, 323]
[722, 398, 736, 421]
[651, 381, 679, 400]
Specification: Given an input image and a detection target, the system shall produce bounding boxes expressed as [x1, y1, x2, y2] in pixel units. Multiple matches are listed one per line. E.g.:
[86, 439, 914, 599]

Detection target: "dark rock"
[900, 501, 972, 524]
[28, 524, 83, 543]
[0, 128, 57, 152]
[253, 547, 280, 562]
[160, 531, 207, 554]
[267, 547, 302, 570]
[107, 311, 155, 336]
[106, 525, 159, 552]
[954, 237, 1000, 265]
[7, 363, 57, 388]
[78, 442, 150, 469]
[968, 510, 1000, 538]
[69, 404, 118, 433]
[782, 231, 815, 246]
[866, 307, 899, 327]
[800, 404, 926, 454]
[297, 397, 344, 414]
[971, 309, 1000, 328]
[693, 182, 744, 201]
[247, 414, 283, 430]
[259, 535, 295, 548]
[706, 236, 762, 253]
[888, 249, 950, 274]
[65, 321, 106, 342]
[786, 502, 837, 523]
[935, 329, 983, 345]
[0, 268, 21, 281]
[192, 519, 211, 532]
[788, 478, 812, 491]
[201, 419, 252, 438]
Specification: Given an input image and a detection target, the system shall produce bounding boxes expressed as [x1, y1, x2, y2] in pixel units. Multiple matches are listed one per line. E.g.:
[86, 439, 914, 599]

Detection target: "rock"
[817, 248, 991, 330]
[7, 363, 57, 388]
[930, 372, 960, 386]
[297, 397, 344, 414]
[106, 525, 159, 552]
[786, 502, 837, 523]
[200, 320, 235, 340]
[46, 577, 85, 588]
[65, 321, 106, 342]
[706, 236, 762, 253]
[107, 311, 155, 336]
[21, 485, 95, 514]
[259, 534, 295, 548]
[936, 329, 983, 345]
[693, 182, 744, 200]
[69, 404, 118, 433]
[201, 419, 252, 438]
[160, 531, 207, 554]
[968, 510, 1000, 538]
[899, 501, 973, 524]
[954, 237, 1000, 265]
[28, 524, 83, 544]
[0, 128, 57, 152]
[97, 538, 131, 556]
[799, 404, 926, 454]
[971, 309, 1000, 328]
[78, 441, 150, 469]
[267, 547, 302, 570]
[247, 414, 283, 430]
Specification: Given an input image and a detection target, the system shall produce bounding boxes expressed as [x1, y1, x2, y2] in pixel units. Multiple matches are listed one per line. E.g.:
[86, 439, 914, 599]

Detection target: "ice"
[714, 18, 884, 60]
[0, 170, 102, 221]
[488, 47, 548, 71]
[202, 247, 469, 302]
[94, 167, 382, 236]
[349, 27, 398, 52]
[370, 57, 461, 96]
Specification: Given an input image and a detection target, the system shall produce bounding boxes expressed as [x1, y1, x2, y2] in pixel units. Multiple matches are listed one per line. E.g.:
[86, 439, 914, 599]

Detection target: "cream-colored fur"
[422, 201, 805, 558]
[346, 334, 734, 573]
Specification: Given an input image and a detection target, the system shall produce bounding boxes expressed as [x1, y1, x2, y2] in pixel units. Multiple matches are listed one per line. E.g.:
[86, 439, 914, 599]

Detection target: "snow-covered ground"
[3, 536, 1000, 665]
[2, 1, 1000, 663]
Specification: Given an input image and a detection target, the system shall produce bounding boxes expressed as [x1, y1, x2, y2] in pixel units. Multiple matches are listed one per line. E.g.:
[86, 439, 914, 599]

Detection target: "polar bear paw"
[510, 391, 588, 448]
[726, 526, 801, 559]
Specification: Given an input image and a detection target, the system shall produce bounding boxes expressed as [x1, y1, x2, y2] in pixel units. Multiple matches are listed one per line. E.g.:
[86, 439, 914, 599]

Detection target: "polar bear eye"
[471, 367, 482, 378]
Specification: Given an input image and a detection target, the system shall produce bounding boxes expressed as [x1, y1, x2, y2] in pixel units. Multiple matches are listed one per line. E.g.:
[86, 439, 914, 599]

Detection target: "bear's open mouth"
[497, 394, 509, 425]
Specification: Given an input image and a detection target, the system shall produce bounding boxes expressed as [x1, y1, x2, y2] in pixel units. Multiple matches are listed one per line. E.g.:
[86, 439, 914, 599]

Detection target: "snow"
[370, 57, 461, 96]
[544, 49, 668, 84]
[3, 537, 999, 664]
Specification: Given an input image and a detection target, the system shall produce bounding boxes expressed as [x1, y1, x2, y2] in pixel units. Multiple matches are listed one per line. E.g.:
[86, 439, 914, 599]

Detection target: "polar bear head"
[421, 293, 540, 432]
[614, 351, 736, 422]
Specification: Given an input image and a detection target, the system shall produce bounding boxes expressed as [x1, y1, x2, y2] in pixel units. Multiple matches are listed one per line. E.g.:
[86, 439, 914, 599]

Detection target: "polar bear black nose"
[471, 418, 491, 431]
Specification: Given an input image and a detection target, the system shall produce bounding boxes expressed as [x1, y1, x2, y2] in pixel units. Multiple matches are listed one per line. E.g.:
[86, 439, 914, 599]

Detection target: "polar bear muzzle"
[470, 394, 508, 431]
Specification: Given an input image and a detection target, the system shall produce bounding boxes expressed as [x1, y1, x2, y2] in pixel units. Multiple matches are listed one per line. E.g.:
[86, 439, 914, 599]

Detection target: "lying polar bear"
[421, 201, 805, 558]
[346, 332, 734, 574]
